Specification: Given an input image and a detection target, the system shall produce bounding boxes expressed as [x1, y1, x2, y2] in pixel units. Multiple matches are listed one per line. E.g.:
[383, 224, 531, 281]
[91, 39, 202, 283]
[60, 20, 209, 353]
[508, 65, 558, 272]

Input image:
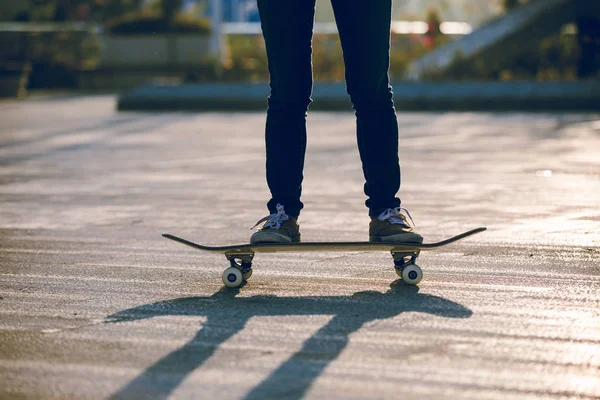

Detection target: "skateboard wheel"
[242, 268, 253, 280]
[402, 264, 422, 285]
[222, 267, 243, 288]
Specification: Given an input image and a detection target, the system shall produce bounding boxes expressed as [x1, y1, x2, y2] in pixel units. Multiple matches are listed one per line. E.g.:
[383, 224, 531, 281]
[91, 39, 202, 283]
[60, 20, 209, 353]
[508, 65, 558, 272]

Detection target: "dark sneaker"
[369, 207, 423, 244]
[250, 204, 301, 244]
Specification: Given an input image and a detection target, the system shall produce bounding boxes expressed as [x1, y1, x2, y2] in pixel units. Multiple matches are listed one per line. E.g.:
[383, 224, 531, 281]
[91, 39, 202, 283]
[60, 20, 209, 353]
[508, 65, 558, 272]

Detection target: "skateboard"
[162, 227, 486, 288]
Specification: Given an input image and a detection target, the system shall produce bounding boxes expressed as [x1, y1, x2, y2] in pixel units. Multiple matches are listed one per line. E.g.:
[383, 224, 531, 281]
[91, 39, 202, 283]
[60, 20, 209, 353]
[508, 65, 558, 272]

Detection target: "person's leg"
[257, 0, 316, 218]
[330, 0, 400, 218]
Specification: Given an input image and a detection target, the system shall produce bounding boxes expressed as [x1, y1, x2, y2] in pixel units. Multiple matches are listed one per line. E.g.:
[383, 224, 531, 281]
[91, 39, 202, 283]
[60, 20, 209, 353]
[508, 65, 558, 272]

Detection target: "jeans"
[258, 0, 401, 218]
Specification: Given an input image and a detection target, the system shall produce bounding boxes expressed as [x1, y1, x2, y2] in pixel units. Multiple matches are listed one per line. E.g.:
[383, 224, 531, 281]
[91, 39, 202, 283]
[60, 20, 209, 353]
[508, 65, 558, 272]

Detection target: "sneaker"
[369, 207, 423, 244]
[250, 204, 301, 244]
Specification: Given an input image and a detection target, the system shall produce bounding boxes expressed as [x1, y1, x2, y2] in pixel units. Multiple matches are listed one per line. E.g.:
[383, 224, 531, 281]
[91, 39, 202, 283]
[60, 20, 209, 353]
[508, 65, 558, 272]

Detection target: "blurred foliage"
[184, 29, 586, 83]
[4, 0, 592, 89]
[6, 0, 187, 23]
[182, 35, 267, 83]
[390, 36, 435, 79]
[196, 34, 434, 83]
[100, 0, 146, 22]
[106, 10, 210, 35]
[502, 0, 521, 11]
[197, 33, 446, 83]
[429, 30, 583, 81]
[0, 26, 102, 89]
[27, 27, 103, 88]
[161, 0, 182, 22]
[221, 35, 268, 81]
[0, 27, 102, 69]
[0, 1, 30, 21]
[311, 35, 345, 82]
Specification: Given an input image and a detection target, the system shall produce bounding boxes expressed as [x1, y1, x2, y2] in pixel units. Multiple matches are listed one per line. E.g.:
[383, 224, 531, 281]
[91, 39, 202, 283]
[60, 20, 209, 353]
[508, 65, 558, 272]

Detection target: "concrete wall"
[99, 35, 211, 69]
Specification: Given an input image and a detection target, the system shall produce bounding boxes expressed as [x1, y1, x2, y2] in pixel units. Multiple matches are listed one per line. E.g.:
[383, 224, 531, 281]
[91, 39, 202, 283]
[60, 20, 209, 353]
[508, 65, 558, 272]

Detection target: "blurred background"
[0, 6, 599, 398]
[0, 0, 598, 99]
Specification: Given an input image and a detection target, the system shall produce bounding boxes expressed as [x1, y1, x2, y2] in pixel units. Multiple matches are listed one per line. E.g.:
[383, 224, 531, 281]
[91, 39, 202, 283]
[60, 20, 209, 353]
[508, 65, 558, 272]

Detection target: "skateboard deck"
[162, 227, 486, 287]
[162, 227, 486, 255]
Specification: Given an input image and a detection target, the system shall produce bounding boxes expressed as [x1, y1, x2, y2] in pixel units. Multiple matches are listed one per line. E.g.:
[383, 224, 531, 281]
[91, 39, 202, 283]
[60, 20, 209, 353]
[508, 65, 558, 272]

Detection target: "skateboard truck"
[162, 227, 486, 289]
[225, 253, 254, 283]
[392, 251, 422, 284]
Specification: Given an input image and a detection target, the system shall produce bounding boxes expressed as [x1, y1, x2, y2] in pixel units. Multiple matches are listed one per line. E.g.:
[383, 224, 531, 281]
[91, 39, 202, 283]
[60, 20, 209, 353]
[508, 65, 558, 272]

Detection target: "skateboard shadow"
[106, 281, 472, 400]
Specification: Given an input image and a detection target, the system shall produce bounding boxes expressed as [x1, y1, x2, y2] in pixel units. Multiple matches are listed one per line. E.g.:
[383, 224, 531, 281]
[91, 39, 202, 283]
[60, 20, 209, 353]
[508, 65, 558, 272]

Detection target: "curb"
[117, 81, 600, 112]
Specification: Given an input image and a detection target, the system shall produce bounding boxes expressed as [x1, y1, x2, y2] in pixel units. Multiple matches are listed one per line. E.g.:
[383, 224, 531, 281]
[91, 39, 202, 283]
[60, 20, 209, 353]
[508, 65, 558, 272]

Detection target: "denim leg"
[258, 0, 316, 217]
[331, 0, 401, 217]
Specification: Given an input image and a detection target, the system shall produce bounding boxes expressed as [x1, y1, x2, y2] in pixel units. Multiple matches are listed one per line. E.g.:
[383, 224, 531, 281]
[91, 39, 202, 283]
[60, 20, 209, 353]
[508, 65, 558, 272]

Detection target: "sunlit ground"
[0, 96, 598, 399]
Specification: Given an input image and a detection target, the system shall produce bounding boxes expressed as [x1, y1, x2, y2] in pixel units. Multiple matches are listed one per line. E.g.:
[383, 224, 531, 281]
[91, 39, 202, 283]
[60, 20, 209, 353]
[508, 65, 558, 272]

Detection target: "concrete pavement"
[0, 95, 599, 399]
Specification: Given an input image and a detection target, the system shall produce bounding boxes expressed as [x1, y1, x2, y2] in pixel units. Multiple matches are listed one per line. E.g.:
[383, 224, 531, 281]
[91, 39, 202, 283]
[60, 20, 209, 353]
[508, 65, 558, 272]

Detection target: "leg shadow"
[110, 287, 247, 400]
[243, 281, 472, 400]
[243, 314, 364, 400]
[107, 281, 472, 400]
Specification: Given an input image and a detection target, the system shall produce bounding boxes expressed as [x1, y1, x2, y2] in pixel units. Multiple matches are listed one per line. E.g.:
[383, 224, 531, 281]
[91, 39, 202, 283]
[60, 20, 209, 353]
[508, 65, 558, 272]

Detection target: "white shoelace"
[378, 207, 415, 227]
[251, 203, 289, 230]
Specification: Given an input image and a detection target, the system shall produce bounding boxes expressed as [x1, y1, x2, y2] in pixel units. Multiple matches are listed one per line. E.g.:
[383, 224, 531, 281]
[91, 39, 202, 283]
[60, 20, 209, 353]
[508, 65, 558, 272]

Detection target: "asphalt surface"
[0, 95, 599, 399]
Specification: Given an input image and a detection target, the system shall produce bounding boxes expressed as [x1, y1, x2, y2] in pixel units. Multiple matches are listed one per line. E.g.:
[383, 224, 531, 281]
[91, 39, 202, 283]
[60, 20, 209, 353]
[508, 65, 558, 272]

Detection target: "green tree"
[501, 0, 531, 11]
[161, 0, 182, 22]
[503, 0, 519, 10]
[102, 0, 144, 21]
